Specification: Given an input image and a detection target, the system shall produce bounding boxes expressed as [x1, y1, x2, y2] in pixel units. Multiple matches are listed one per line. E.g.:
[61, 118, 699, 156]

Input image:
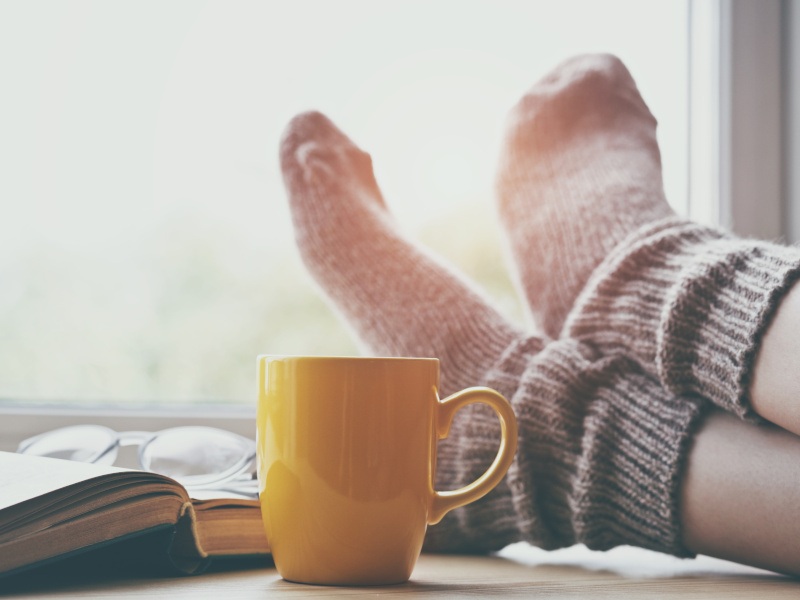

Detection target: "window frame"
[688, 0, 785, 239]
[785, 0, 800, 242]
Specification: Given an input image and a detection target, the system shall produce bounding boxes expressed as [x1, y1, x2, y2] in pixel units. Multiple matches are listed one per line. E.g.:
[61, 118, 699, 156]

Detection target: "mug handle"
[428, 386, 518, 525]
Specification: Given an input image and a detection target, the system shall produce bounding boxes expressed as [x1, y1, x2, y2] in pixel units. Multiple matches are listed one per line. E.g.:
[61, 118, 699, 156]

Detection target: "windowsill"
[2, 544, 793, 598]
[0, 402, 255, 453]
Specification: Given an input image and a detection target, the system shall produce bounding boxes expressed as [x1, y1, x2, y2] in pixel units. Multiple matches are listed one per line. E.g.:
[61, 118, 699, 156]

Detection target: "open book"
[0, 451, 269, 578]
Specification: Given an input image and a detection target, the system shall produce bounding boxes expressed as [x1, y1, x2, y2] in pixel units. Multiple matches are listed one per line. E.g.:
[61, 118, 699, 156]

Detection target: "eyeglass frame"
[17, 424, 257, 491]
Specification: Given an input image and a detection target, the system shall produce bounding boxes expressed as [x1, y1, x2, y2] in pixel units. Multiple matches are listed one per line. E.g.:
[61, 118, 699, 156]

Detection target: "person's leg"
[681, 409, 800, 576]
[750, 281, 800, 437]
[495, 53, 800, 439]
[495, 53, 674, 338]
[492, 55, 800, 571]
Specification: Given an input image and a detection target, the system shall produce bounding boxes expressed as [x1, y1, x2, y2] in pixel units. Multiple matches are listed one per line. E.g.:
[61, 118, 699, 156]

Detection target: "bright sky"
[0, 0, 689, 403]
[1, 0, 687, 262]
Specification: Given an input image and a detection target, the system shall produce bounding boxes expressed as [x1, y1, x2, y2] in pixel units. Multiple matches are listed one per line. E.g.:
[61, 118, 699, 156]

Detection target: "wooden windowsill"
[4, 544, 798, 599]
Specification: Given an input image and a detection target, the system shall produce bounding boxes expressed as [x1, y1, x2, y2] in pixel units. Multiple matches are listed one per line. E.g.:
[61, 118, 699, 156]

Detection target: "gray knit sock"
[565, 217, 800, 421]
[280, 111, 709, 557]
[423, 335, 708, 557]
[496, 54, 674, 338]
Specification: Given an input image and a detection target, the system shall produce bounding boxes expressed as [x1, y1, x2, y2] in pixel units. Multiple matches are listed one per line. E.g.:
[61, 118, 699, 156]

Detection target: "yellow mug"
[256, 355, 518, 586]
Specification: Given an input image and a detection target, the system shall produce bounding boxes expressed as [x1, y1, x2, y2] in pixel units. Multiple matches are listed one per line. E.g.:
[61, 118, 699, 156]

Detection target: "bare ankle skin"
[680, 410, 800, 575]
[751, 279, 800, 436]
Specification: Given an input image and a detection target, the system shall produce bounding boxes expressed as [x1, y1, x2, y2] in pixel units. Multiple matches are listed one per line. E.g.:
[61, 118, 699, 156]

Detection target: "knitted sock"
[469, 338, 707, 556]
[495, 54, 674, 338]
[492, 53, 800, 423]
[564, 217, 800, 421]
[279, 110, 521, 396]
[280, 111, 709, 557]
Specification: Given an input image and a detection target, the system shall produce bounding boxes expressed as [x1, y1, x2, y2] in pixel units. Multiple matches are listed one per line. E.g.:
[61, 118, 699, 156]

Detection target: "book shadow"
[0, 528, 273, 596]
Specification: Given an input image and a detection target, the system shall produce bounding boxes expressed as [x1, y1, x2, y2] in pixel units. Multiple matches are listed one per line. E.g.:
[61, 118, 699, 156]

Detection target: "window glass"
[0, 0, 688, 405]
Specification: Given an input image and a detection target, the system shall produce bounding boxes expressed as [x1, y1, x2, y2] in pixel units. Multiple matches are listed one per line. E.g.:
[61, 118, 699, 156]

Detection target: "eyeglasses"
[17, 425, 257, 496]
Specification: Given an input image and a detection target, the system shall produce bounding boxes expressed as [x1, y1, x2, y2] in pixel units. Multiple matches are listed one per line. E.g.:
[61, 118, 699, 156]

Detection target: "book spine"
[165, 502, 212, 575]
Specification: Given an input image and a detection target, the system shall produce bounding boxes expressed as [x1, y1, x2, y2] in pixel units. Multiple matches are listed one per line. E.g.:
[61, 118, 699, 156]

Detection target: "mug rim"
[258, 354, 439, 364]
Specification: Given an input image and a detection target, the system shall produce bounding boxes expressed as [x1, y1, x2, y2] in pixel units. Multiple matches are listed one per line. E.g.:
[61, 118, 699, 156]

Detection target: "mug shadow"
[266, 578, 542, 595]
[264, 547, 800, 596]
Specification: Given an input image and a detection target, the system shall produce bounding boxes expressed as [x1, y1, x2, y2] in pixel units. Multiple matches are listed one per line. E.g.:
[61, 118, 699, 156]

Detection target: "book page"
[0, 451, 146, 511]
[190, 491, 259, 505]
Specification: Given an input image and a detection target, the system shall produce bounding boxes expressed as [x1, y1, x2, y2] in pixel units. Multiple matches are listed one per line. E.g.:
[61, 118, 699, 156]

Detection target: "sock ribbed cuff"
[508, 342, 706, 557]
[566, 218, 800, 420]
[567, 361, 708, 555]
[659, 236, 800, 420]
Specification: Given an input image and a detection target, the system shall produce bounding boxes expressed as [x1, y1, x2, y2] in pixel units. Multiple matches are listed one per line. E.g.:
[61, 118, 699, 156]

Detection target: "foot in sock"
[280, 110, 522, 396]
[495, 53, 674, 338]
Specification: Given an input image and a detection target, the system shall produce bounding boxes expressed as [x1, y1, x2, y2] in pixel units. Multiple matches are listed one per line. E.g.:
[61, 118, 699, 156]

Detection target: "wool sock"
[279, 111, 708, 557]
[279, 110, 521, 396]
[494, 53, 800, 423]
[495, 54, 674, 338]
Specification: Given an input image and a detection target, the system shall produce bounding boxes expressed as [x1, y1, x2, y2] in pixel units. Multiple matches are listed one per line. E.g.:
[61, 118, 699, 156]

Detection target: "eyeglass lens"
[18, 425, 118, 465]
[141, 426, 254, 484]
[18, 425, 255, 489]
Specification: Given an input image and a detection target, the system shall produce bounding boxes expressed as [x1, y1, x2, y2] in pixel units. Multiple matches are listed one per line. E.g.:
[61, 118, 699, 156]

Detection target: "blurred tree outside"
[0, 203, 519, 406]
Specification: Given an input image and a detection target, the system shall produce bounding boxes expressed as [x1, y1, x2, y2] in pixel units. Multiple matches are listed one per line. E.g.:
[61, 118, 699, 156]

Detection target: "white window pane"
[0, 0, 688, 405]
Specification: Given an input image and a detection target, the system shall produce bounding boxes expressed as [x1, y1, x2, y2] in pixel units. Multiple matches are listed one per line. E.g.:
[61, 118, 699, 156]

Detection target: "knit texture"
[495, 54, 674, 338]
[280, 110, 708, 557]
[425, 337, 708, 556]
[565, 217, 800, 420]
[280, 110, 519, 398]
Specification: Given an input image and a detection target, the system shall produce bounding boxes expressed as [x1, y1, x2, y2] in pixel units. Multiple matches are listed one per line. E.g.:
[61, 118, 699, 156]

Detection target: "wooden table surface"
[3, 543, 799, 599]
